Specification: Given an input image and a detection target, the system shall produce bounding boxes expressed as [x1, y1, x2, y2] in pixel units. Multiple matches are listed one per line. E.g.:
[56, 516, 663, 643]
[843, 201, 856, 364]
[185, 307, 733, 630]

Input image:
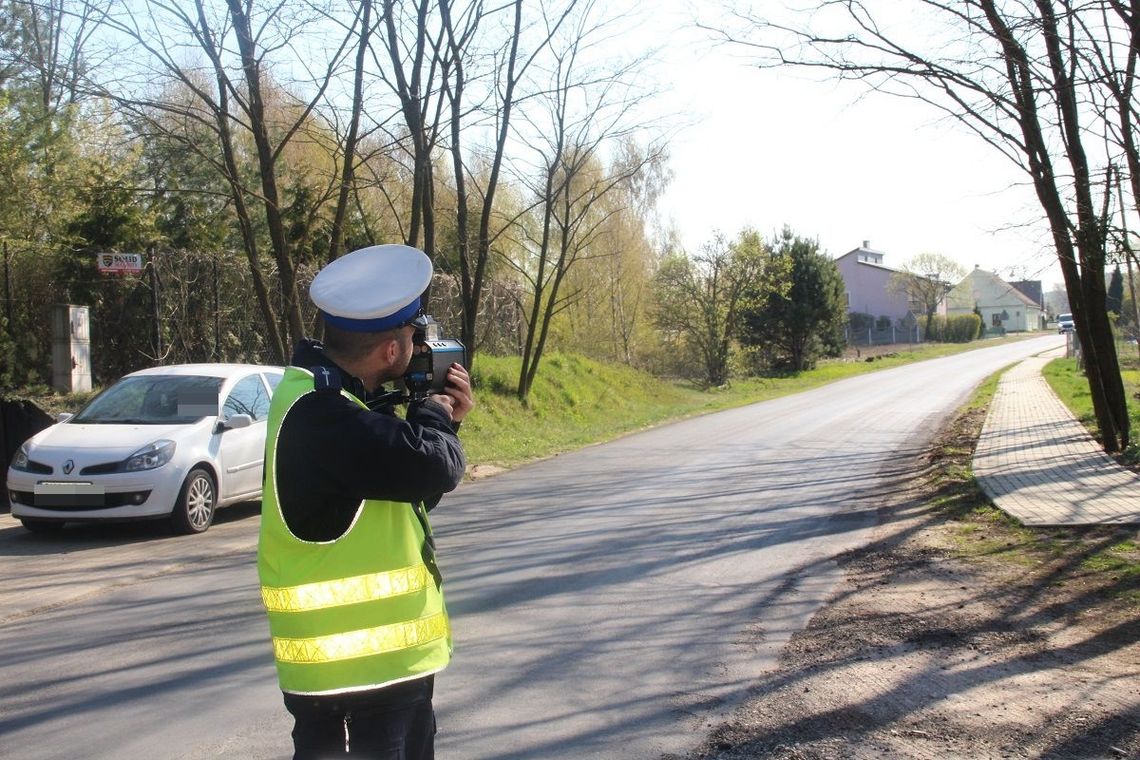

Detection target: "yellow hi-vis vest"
[257, 367, 451, 696]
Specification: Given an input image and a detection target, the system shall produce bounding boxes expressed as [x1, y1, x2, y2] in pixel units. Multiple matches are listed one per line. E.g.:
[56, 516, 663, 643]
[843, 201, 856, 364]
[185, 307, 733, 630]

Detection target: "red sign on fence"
[96, 252, 144, 275]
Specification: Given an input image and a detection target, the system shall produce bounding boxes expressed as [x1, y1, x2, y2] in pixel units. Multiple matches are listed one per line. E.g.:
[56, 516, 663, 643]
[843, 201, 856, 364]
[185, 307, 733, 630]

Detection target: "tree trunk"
[458, 0, 523, 365]
[327, 0, 373, 265]
[194, 0, 286, 364]
[982, 0, 1127, 450]
[382, 0, 436, 262]
[226, 0, 305, 349]
[517, 158, 559, 401]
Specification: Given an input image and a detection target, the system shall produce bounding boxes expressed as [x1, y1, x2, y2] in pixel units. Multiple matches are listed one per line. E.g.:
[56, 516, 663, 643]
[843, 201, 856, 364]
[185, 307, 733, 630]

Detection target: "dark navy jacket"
[273, 339, 465, 542]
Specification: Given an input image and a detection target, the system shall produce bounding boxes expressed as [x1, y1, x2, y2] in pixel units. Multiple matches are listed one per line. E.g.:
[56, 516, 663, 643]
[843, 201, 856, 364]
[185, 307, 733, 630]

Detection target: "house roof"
[1010, 280, 1044, 308]
[834, 243, 899, 273]
[955, 268, 1042, 309]
[840, 258, 898, 274]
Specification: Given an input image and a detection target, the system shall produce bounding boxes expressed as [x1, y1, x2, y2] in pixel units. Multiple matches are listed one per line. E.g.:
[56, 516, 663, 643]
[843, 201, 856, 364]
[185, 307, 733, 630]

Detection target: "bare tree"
[501, 0, 661, 399]
[6, 0, 106, 114]
[712, 0, 1131, 451]
[326, 0, 375, 264]
[1085, 2, 1140, 358]
[888, 253, 966, 339]
[79, 0, 376, 361]
[375, 0, 449, 260]
[557, 140, 669, 366]
[513, 144, 662, 399]
[1087, 3, 1140, 236]
[1111, 171, 1140, 356]
[653, 230, 770, 387]
[441, 0, 574, 365]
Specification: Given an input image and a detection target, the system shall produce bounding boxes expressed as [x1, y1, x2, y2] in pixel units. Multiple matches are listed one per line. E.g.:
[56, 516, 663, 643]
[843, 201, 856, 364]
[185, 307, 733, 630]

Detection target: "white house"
[945, 266, 1044, 332]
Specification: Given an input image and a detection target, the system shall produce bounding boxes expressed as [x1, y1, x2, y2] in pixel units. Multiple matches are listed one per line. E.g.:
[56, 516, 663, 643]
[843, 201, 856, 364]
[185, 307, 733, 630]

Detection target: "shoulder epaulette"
[311, 366, 342, 393]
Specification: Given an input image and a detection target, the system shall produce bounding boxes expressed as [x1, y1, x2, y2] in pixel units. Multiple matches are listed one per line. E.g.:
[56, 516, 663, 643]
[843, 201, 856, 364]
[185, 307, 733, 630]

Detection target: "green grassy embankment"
[1041, 338, 1140, 466]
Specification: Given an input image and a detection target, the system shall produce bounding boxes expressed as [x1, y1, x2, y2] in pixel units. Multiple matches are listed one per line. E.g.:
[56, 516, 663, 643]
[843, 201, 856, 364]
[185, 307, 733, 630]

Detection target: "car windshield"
[1059, 313, 1072, 321]
[72, 375, 223, 424]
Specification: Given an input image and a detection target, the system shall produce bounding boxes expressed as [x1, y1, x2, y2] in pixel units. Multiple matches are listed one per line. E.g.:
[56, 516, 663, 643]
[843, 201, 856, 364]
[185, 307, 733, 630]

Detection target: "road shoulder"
[687, 406, 1140, 759]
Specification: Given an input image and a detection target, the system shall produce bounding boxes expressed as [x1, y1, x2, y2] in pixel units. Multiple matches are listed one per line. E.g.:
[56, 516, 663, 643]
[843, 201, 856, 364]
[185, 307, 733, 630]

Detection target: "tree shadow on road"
[685, 406, 1140, 760]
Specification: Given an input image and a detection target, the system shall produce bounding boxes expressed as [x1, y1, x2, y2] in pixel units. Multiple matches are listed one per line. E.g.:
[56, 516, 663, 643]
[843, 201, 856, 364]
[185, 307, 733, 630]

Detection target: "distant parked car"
[7, 363, 283, 534]
[1057, 313, 1074, 333]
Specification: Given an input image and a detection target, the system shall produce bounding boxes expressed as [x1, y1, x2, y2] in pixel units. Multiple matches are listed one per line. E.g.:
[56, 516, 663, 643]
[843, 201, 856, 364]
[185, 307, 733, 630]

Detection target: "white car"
[1057, 312, 1074, 333]
[7, 363, 283, 534]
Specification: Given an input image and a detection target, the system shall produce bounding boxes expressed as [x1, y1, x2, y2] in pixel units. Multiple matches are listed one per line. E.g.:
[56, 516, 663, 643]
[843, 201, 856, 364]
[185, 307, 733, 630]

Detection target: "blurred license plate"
[35, 481, 106, 507]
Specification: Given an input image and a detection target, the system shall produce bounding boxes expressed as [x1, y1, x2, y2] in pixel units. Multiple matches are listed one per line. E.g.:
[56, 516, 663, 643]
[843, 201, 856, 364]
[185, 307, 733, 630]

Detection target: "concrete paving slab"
[973, 349, 1140, 525]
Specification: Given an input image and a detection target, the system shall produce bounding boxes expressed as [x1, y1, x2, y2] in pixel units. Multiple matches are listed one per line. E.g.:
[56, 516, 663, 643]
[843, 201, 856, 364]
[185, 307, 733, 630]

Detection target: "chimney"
[862, 240, 870, 249]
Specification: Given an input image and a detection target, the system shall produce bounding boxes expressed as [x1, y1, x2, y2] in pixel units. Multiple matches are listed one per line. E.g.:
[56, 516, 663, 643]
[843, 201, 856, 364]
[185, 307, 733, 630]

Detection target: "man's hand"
[429, 363, 474, 423]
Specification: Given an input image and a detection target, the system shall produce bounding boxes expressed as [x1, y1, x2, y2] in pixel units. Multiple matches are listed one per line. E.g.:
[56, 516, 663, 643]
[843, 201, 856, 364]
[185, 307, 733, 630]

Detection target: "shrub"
[848, 311, 875, 331]
[926, 313, 982, 343]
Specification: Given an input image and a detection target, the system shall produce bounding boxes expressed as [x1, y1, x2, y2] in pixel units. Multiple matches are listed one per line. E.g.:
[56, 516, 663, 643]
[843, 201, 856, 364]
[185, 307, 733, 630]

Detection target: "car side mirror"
[219, 413, 253, 431]
[57, 412, 74, 423]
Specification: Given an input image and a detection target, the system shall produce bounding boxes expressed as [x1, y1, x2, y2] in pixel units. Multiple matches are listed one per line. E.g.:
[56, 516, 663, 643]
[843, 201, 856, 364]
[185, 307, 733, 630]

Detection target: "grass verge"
[926, 368, 1140, 606]
[1041, 343, 1140, 466]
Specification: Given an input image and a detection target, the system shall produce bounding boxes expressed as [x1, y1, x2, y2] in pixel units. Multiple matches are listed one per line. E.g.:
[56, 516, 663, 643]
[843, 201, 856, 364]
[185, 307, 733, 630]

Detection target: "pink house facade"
[833, 242, 914, 324]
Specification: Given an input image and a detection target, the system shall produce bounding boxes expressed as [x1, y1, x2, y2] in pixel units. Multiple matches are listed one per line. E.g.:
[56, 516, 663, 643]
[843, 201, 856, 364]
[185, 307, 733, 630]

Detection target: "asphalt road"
[0, 334, 1063, 759]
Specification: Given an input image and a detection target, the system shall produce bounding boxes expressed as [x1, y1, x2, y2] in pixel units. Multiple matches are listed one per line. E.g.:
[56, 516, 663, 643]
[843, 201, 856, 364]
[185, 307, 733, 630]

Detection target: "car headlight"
[11, 443, 30, 471]
[123, 440, 176, 472]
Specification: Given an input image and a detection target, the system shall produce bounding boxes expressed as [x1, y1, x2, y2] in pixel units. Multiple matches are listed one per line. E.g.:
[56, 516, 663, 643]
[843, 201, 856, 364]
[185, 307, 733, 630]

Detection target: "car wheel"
[20, 519, 65, 533]
[171, 467, 217, 534]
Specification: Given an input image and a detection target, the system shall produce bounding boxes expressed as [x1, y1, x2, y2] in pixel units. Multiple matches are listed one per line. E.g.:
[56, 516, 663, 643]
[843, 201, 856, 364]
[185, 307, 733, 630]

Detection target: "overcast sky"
[640, 3, 1066, 290]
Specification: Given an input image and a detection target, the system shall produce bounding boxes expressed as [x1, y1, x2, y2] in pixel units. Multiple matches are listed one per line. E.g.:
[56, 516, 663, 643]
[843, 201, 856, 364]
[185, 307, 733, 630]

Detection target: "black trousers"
[283, 676, 436, 760]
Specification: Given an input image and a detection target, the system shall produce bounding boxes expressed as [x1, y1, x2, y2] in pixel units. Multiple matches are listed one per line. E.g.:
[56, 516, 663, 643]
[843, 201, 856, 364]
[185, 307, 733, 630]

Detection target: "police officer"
[257, 244, 473, 759]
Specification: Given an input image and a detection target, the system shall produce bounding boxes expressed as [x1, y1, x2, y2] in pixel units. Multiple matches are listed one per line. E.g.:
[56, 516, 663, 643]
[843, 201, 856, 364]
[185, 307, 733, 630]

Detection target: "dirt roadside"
[685, 406, 1140, 759]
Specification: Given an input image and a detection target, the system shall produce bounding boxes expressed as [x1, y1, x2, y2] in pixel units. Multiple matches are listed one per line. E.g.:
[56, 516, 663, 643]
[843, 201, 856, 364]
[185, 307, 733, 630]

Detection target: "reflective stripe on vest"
[262, 564, 432, 613]
[273, 611, 448, 663]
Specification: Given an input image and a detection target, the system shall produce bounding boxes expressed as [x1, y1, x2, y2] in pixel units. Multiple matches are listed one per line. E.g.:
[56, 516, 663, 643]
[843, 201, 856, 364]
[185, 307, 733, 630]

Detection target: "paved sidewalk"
[973, 349, 1140, 525]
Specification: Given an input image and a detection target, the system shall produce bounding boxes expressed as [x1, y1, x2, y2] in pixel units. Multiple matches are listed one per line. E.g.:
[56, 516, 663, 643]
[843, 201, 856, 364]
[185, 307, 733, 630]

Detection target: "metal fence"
[1, 242, 524, 388]
[1114, 334, 1138, 364]
[845, 323, 923, 347]
[1, 244, 282, 386]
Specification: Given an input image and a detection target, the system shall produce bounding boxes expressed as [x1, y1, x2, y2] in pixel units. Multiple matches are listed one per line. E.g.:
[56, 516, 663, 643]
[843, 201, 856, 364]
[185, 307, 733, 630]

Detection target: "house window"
[992, 313, 1002, 327]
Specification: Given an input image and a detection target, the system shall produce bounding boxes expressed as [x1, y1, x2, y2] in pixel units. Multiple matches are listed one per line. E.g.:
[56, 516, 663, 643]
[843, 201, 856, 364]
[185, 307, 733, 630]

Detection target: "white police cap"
[310, 244, 432, 332]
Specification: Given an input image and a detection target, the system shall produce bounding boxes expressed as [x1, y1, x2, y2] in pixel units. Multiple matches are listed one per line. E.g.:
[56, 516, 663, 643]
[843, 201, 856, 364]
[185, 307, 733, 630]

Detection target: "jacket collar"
[290, 338, 370, 400]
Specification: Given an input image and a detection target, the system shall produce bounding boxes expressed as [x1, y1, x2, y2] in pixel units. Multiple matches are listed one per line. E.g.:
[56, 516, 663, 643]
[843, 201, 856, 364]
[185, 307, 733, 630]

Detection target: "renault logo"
[63, 459, 74, 475]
